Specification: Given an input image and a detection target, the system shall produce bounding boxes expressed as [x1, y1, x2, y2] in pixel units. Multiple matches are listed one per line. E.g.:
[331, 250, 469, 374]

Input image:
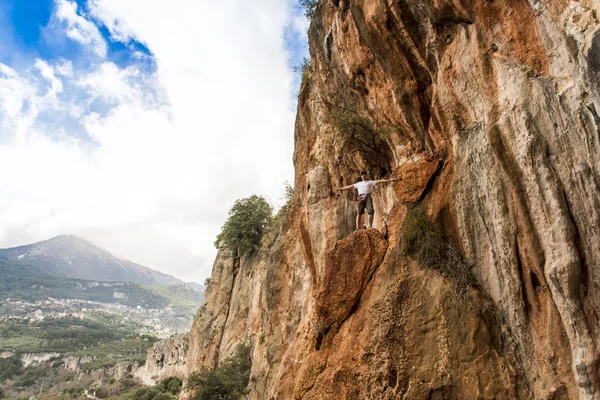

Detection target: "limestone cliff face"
[136, 334, 189, 385]
[187, 0, 600, 398]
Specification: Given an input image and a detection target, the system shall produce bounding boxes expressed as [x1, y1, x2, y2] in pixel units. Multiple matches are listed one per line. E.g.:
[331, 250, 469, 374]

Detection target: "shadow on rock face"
[588, 30, 600, 92]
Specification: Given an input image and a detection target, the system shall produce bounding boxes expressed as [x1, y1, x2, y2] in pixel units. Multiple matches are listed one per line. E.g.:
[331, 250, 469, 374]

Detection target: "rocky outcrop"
[63, 356, 94, 371]
[315, 229, 388, 332]
[87, 361, 140, 382]
[136, 334, 188, 385]
[20, 352, 61, 368]
[187, 0, 600, 398]
[63, 356, 140, 382]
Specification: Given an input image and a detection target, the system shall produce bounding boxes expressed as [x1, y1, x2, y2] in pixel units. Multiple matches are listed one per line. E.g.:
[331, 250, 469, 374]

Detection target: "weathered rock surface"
[87, 361, 140, 382]
[62, 356, 140, 382]
[63, 356, 93, 372]
[315, 229, 388, 332]
[187, 0, 600, 398]
[20, 352, 61, 368]
[136, 334, 189, 385]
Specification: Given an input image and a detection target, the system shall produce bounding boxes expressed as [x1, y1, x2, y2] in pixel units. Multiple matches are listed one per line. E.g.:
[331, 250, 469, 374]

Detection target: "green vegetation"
[186, 343, 251, 400]
[401, 207, 476, 299]
[327, 93, 388, 149]
[273, 183, 294, 226]
[292, 57, 312, 82]
[0, 356, 22, 382]
[0, 316, 151, 354]
[13, 365, 52, 388]
[0, 257, 169, 308]
[72, 338, 157, 371]
[0, 257, 196, 400]
[214, 195, 273, 257]
[61, 386, 85, 398]
[142, 284, 203, 314]
[0, 257, 203, 313]
[106, 377, 183, 400]
[325, 91, 394, 171]
[300, 0, 319, 19]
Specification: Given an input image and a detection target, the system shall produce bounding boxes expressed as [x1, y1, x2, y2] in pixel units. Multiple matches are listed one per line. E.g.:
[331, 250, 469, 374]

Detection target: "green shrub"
[187, 343, 252, 400]
[401, 207, 476, 301]
[156, 377, 182, 396]
[118, 376, 138, 391]
[300, 0, 319, 19]
[95, 387, 111, 398]
[325, 91, 394, 167]
[62, 386, 85, 398]
[292, 58, 312, 82]
[106, 376, 182, 400]
[214, 196, 273, 257]
[152, 393, 173, 400]
[273, 183, 294, 226]
[14, 365, 49, 387]
[0, 356, 21, 382]
[127, 387, 160, 400]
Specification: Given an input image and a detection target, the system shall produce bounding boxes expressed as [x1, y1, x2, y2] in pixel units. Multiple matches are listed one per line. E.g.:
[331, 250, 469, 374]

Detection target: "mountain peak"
[0, 236, 184, 287]
[47, 234, 96, 246]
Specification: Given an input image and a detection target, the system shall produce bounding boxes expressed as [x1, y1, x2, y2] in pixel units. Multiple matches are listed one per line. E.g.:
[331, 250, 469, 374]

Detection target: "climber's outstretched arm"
[335, 184, 355, 192]
[374, 177, 401, 185]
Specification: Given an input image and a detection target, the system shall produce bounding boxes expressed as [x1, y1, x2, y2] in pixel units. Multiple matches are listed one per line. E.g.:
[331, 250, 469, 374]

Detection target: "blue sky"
[0, 0, 308, 82]
[0, 0, 309, 282]
[0, 0, 151, 72]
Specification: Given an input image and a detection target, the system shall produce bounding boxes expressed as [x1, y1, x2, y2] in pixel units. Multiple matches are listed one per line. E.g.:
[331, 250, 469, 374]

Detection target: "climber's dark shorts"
[356, 194, 374, 215]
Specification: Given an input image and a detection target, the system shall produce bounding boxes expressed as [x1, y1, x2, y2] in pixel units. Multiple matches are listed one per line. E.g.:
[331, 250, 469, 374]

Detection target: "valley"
[0, 237, 201, 400]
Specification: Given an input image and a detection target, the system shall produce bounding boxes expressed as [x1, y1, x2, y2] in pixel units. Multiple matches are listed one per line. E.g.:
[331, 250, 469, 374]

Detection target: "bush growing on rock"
[186, 343, 252, 400]
[325, 91, 394, 172]
[401, 207, 476, 301]
[214, 195, 273, 257]
[292, 58, 312, 82]
[300, 0, 319, 19]
[272, 182, 294, 226]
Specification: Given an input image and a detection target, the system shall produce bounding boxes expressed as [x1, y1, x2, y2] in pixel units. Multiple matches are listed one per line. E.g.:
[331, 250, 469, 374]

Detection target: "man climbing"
[335, 170, 400, 230]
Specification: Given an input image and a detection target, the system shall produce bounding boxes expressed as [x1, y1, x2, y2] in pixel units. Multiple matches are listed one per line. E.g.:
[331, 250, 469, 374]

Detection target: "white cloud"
[78, 62, 151, 105]
[35, 59, 64, 98]
[55, 0, 107, 57]
[0, 0, 302, 283]
[55, 60, 74, 77]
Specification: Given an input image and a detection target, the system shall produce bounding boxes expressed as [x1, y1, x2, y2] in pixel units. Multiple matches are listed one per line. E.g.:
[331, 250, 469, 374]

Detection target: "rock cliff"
[20, 352, 61, 368]
[187, 0, 600, 398]
[62, 356, 140, 382]
[136, 334, 189, 385]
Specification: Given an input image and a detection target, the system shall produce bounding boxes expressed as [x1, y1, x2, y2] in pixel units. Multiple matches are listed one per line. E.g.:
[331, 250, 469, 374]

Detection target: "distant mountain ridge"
[0, 235, 197, 288]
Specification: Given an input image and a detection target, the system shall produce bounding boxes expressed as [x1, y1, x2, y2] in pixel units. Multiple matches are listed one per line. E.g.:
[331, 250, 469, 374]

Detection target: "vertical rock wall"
[187, 0, 600, 398]
[136, 334, 189, 385]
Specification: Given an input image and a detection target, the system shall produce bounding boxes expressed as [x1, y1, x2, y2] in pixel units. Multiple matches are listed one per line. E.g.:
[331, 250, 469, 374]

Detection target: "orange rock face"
[187, 0, 600, 398]
[315, 229, 388, 332]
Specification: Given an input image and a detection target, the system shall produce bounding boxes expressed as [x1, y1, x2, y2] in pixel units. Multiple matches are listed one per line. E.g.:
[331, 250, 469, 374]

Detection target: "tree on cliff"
[300, 0, 318, 19]
[187, 343, 251, 400]
[214, 195, 273, 257]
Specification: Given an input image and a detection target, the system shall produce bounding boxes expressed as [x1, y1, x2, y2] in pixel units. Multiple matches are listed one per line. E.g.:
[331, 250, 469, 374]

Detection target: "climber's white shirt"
[353, 180, 377, 195]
